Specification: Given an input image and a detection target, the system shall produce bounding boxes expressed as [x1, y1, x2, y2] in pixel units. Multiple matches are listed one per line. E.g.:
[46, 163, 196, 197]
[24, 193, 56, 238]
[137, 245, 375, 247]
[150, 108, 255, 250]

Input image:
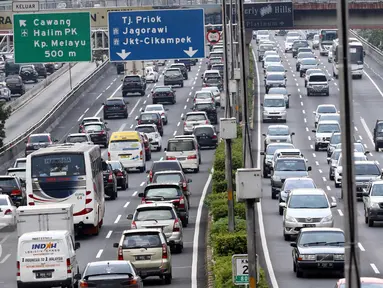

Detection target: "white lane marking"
[118, 123, 126, 132]
[308, 136, 311, 141]
[338, 209, 344, 216]
[94, 84, 122, 116]
[0, 235, 10, 244]
[160, 157, 163, 161]
[319, 169, 322, 173]
[252, 48, 279, 288]
[191, 168, 213, 288]
[315, 161, 319, 166]
[300, 101, 303, 106]
[364, 70, 383, 97]
[359, 135, 363, 140]
[140, 182, 145, 186]
[305, 127, 309, 132]
[123, 201, 130, 208]
[0, 254, 11, 264]
[304, 118, 307, 123]
[106, 230, 113, 239]
[358, 242, 365, 252]
[302, 109, 305, 114]
[132, 191, 138, 197]
[106, 84, 111, 90]
[312, 153, 316, 158]
[322, 177, 326, 182]
[331, 196, 336, 202]
[84, 108, 89, 114]
[130, 124, 133, 129]
[326, 186, 331, 191]
[184, 105, 187, 109]
[96, 93, 103, 99]
[143, 100, 147, 104]
[186, 98, 190, 102]
[355, 126, 358, 132]
[371, 263, 380, 274]
[128, 99, 141, 117]
[310, 145, 314, 149]
[114, 215, 122, 224]
[96, 249, 103, 258]
[364, 144, 368, 149]
[297, 88, 300, 92]
[177, 122, 180, 127]
[360, 117, 375, 146]
[173, 130, 177, 136]
[77, 114, 84, 122]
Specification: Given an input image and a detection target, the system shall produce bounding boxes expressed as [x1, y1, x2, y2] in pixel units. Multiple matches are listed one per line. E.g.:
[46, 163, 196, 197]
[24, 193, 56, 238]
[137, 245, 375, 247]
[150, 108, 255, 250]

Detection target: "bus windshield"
[350, 46, 363, 63]
[31, 154, 85, 177]
[320, 30, 337, 43]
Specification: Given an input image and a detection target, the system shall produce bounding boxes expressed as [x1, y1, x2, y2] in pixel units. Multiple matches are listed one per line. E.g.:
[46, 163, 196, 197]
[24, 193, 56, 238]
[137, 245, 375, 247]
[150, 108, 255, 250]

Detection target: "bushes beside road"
[206, 130, 269, 288]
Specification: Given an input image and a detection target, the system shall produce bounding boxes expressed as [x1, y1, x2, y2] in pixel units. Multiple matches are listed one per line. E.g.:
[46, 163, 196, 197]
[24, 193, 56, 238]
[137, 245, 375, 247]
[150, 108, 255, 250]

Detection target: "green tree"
[0, 102, 12, 149]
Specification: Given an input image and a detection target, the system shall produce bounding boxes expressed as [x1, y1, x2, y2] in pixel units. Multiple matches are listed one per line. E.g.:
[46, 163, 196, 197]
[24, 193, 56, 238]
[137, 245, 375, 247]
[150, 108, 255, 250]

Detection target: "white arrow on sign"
[116, 50, 131, 60]
[19, 20, 27, 27]
[183, 47, 198, 58]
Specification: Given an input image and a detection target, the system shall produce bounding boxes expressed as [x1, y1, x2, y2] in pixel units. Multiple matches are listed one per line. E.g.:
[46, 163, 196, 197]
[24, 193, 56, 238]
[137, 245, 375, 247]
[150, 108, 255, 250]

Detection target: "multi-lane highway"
[254, 34, 383, 287]
[0, 59, 216, 287]
[4, 62, 98, 144]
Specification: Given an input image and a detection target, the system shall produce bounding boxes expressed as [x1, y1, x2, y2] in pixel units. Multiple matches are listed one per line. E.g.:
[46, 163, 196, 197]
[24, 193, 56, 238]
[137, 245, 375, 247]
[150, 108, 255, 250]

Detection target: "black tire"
[284, 233, 290, 241]
[194, 166, 200, 173]
[271, 189, 277, 199]
[124, 113, 128, 119]
[139, 166, 145, 173]
[122, 179, 127, 190]
[140, 91, 145, 96]
[122, 92, 127, 97]
[296, 267, 303, 278]
[181, 82, 184, 87]
[315, 144, 319, 151]
[368, 218, 374, 227]
[164, 273, 172, 284]
[157, 146, 162, 152]
[375, 145, 379, 152]
[335, 182, 341, 188]
[329, 171, 334, 181]
[279, 206, 283, 215]
[263, 167, 268, 178]
[110, 188, 116, 200]
[176, 243, 183, 253]
[365, 209, 368, 224]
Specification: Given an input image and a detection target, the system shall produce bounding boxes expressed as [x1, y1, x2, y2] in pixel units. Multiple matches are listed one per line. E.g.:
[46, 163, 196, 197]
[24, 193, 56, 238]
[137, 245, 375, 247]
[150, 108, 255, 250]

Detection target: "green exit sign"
[13, 12, 92, 63]
[234, 275, 249, 284]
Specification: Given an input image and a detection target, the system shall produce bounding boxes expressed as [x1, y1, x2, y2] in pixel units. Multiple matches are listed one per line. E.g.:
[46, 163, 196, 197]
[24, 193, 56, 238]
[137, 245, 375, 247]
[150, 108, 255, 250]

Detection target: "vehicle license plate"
[136, 255, 151, 261]
[317, 262, 333, 268]
[35, 272, 52, 278]
[303, 224, 315, 228]
[120, 155, 131, 159]
[178, 157, 187, 161]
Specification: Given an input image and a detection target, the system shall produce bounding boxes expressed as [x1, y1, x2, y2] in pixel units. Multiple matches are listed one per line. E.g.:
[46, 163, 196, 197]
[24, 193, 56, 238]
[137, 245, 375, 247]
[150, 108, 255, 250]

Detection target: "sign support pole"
[69, 63, 72, 91]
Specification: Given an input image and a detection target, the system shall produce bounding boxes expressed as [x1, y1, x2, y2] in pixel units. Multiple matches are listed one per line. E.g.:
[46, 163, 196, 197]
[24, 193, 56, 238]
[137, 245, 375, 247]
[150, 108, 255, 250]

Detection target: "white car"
[135, 124, 163, 151]
[304, 68, 323, 87]
[265, 64, 287, 79]
[201, 86, 221, 106]
[262, 50, 278, 66]
[284, 37, 300, 52]
[0, 82, 11, 101]
[13, 157, 26, 168]
[165, 137, 200, 172]
[312, 120, 341, 151]
[312, 34, 320, 49]
[145, 66, 159, 82]
[262, 94, 287, 123]
[256, 30, 269, 44]
[280, 188, 336, 240]
[65, 133, 93, 144]
[334, 153, 368, 187]
[313, 104, 338, 127]
[142, 104, 168, 125]
[0, 194, 16, 230]
[193, 90, 215, 105]
[263, 55, 282, 71]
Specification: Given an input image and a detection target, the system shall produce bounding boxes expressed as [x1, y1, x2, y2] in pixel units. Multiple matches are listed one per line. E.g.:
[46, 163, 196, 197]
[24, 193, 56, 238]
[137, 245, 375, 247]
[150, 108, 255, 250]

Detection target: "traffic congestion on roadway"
[0, 37, 224, 287]
[254, 29, 383, 287]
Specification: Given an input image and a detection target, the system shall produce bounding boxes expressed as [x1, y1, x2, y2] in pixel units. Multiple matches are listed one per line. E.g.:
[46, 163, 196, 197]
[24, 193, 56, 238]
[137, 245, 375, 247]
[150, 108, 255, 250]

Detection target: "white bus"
[319, 29, 338, 56]
[331, 38, 364, 79]
[26, 143, 105, 236]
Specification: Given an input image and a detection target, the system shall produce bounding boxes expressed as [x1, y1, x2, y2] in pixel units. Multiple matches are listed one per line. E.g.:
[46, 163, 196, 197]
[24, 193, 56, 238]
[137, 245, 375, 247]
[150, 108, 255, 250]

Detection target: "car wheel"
[271, 189, 277, 199]
[283, 233, 290, 241]
[175, 243, 183, 253]
[263, 168, 269, 178]
[293, 261, 296, 272]
[365, 208, 368, 224]
[375, 145, 379, 152]
[335, 182, 341, 188]
[110, 188, 116, 200]
[157, 146, 162, 152]
[329, 171, 334, 181]
[315, 144, 319, 151]
[194, 166, 199, 173]
[296, 267, 303, 278]
[368, 218, 374, 227]
[279, 206, 283, 215]
[164, 273, 172, 284]
[181, 83, 184, 87]
[139, 166, 145, 173]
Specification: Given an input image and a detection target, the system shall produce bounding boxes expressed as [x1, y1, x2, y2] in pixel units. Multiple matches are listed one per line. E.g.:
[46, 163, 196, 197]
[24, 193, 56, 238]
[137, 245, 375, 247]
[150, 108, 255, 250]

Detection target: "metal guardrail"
[349, 30, 383, 67]
[0, 60, 112, 172]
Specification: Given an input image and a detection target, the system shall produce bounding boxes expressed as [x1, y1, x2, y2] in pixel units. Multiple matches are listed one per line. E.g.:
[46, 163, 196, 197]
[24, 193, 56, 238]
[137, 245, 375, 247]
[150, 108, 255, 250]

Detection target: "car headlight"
[316, 137, 323, 142]
[371, 202, 380, 209]
[321, 214, 333, 223]
[299, 254, 316, 261]
[155, 133, 159, 138]
[334, 254, 344, 261]
[285, 215, 297, 223]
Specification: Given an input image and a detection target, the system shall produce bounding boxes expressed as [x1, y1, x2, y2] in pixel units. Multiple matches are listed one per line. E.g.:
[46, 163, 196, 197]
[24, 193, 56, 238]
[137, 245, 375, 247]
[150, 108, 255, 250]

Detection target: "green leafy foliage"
[210, 200, 246, 221]
[0, 103, 12, 149]
[213, 231, 247, 256]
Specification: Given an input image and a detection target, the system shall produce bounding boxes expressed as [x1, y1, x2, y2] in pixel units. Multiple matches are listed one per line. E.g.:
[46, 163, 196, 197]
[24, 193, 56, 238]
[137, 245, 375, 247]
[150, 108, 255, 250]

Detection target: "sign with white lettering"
[232, 254, 259, 285]
[108, 9, 205, 61]
[12, 1, 39, 12]
[13, 12, 92, 63]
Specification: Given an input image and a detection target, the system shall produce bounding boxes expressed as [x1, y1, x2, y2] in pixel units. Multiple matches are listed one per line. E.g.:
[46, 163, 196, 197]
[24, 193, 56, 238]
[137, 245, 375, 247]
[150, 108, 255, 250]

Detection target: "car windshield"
[288, 194, 329, 208]
[258, 31, 268, 35]
[267, 66, 284, 73]
[154, 87, 171, 93]
[355, 163, 380, 176]
[318, 106, 336, 113]
[310, 75, 327, 82]
[268, 87, 287, 95]
[154, 173, 182, 183]
[371, 184, 383, 196]
[108, 161, 122, 170]
[205, 77, 221, 83]
[186, 114, 206, 121]
[31, 154, 86, 177]
[0, 178, 18, 188]
[298, 53, 314, 59]
[145, 187, 181, 198]
[284, 179, 315, 190]
[122, 232, 162, 249]
[268, 127, 289, 136]
[299, 231, 345, 247]
[266, 57, 280, 62]
[29, 135, 49, 143]
[195, 103, 214, 110]
[136, 207, 175, 221]
[306, 69, 322, 75]
[340, 284, 383, 288]
[109, 140, 141, 151]
[124, 76, 140, 82]
[287, 32, 300, 37]
[141, 113, 158, 121]
[136, 126, 156, 133]
[276, 159, 306, 171]
[267, 74, 284, 81]
[6, 77, 20, 84]
[266, 144, 294, 155]
[145, 106, 163, 112]
[331, 134, 341, 144]
[286, 38, 295, 43]
[84, 124, 102, 132]
[165, 69, 180, 76]
[167, 140, 194, 151]
[196, 92, 211, 99]
[317, 124, 340, 133]
[20, 67, 33, 72]
[152, 162, 181, 172]
[302, 59, 317, 65]
[194, 127, 214, 136]
[298, 48, 312, 53]
[15, 160, 26, 168]
[0, 198, 8, 206]
[66, 135, 88, 143]
[82, 118, 99, 124]
[260, 45, 274, 52]
[320, 114, 340, 122]
[85, 263, 133, 279]
[264, 99, 285, 107]
[106, 99, 123, 106]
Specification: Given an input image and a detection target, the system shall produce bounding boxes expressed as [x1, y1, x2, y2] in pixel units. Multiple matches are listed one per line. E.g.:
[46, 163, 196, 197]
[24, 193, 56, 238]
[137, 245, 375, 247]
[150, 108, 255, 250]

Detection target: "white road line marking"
[186, 98, 190, 102]
[355, 126, 358, 132]
[296, 83, 298, 86]
[143, 100, 147, 104]
[173, 130, 177, 136]
[129, 99, 141, 117]
[358, 242, 365, 252]
[77, 114, 84, 122]
[359, 135, 363, 140]
[302, 109, 305, 114]
[124, 201, 130, 208]
[96, 93, 103, 99]
[130, 124, 133, 129]
[297, 88, 300, 92]
[308, 136, 311, 141]
[177, 122, 180, 127]
[184, 105, 187, 109]
[326, 186, 331, 191]
[331, 196, 336, 202]
[304, 118, 307, 123]
[338, 209, 344, 216]
[118, 123, 126, 132]
[371, 263, 380, 274]
[106, 230, 113, 239]
[181, 113, 184, 118]
[132, 191, 138, 197]
[364, 144, 368, 148]
[306, 127, 309, 132]
[106, 84, 111, 90]
[315, 161, 319, 166]
[322, 177, 326, 182]
[0, 254, 11, 264]
[114, 215, 122, 224]
[140, 182, 145, 186]
[84, 108, 89, 114]
[96, 249, 103, 258]
[310, 144, 313, 149]
[191, 169, 213, 288]
[0, 235, 10, 244]
[319, 169, 322, 173]
[189, 91, 192, 96]
[313, 153, 316, 158]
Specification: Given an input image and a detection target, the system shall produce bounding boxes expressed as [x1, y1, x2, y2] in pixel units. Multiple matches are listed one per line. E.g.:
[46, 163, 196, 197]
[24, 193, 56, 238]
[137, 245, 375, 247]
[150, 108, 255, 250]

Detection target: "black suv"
[44, 63, 55, 74]
[5, 75, 25, 95]
[147, 160, 183, 183]
[292, 40, 309, 58]
[122, 75, 146, 96]
[34, 63, 47, 78]
[83, 122, 109, 147]
[193, 102, 217, 124]
[164, 68, 184, 87]
[116, 62, 124, 74]
[19, 65, 38, 83]
[137, 112, 164, 136]
[102, 160, 118, 200]
[374, 120, 383, 152]
[152, 86, 176, 104]
[103, 97, 128, 119]
[5, 59, 20, 77]
[174, 59, 192, 71]
[170, 63, 188, 80]
[0, 175, 26, 207]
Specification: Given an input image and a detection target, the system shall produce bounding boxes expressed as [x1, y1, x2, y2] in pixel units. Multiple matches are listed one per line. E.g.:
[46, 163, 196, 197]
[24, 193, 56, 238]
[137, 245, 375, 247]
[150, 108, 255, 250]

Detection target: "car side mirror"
[102, 103, 105, 105]
[188, 179, 192, 183]
[262, 133, 266, 137]
[290, 242, 297, 248]
[74, 273, 82, 281]
[104, 121, 108, 124]
[279, 202, 286, 208]
[140, 108, 144, 112]
[312, 129, 316, 133]
[260, 152, 265, 155]
[328, 78, 331, 81]
[113, 243, 119, 248]
[363, 191, 369, 197]
[365, 151, 370, 155]
[330, 202, 337, 208]
[260, 103, 263, 106]
[127, 214, 133, 220]
[291, 132, 295, 136]
[121, 78, 123, 81]
[181, 117, 185, 120]
[138, 192, 144, 197]
[74, 242, 81, 250]
[327, 157, 331, 164]
[307, 166, 312, 171]
[164, 148, 167, 152]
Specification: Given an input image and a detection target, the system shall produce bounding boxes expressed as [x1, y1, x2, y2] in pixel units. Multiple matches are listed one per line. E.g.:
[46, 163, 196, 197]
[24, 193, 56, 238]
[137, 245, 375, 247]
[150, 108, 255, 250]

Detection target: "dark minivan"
[5, 59, 20, 77]
[5, 75, 25, 95]
[103, 97, 128, 119]
[147, 160, 183, 183]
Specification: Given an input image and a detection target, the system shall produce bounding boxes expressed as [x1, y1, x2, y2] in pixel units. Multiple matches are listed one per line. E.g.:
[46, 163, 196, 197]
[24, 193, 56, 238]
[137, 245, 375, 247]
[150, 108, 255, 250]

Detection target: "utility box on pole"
[236, 168, 262, 202]
[220, 118, 237, 139]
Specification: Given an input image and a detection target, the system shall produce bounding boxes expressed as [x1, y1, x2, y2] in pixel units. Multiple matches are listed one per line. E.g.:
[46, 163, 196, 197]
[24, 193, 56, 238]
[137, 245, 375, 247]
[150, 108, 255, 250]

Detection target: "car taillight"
[79, 280, 89, 287]
[212, 134, 217, 139]
[108, 172, 113, 183]
[120, 105, 125, 108]
[184, 122, 186, 126]
[140, 150, 143, 160]
[166, 156, 176, 160]
[11, 189, 21, 196]
[131, 220, 137, 229]
[99, 130, 105, 135]
[173, 218, 180, 232]
[187, 154, 197, 159]
[161, 112, 165, 116]
[17, 261, 20, 277]
[205, 120, 209, 124]
[4, 209, 12, 215]
[149, 171, 153, 182]
[138, 120, 142, 124]
[182, 181, 187, 189]
[117, 171, 123, 176]
[118, 246, 123, 260]
[162, 243, 168, 259]
[108, 151, 111, 161]
[66, 258, 71, 273]
[85, 191, 92, 204]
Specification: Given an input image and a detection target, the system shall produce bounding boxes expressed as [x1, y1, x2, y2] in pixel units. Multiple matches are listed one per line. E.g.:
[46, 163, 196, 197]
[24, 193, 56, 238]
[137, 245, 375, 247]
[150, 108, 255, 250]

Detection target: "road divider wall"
[350, 30, 383, 67]
[0, 61, 113, 173]
[6, 63, 75, 112]
[205, 128, 269, 288]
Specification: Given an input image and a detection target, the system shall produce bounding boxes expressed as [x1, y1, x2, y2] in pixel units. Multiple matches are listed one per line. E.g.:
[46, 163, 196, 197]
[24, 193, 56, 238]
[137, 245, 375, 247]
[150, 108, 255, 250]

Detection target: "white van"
[17, 230, 80, 288]
[165, 138, 200, 173]
[202, 69, 221, 80]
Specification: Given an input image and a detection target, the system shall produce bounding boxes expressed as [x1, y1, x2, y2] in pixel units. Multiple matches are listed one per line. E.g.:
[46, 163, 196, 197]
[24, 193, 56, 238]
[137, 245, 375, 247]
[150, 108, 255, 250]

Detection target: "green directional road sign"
[13, 12, 92, 64]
